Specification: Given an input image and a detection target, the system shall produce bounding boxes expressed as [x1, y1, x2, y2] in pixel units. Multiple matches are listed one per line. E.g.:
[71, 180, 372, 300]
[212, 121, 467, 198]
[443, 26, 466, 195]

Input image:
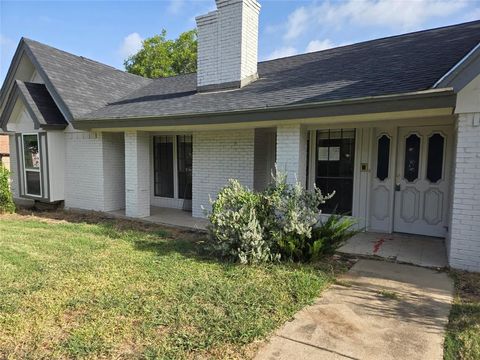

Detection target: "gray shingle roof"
[79, 20, 480, 121]
[23, 38, 152, 119]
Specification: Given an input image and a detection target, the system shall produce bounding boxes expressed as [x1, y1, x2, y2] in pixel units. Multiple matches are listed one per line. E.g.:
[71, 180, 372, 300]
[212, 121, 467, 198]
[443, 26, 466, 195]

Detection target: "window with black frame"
[315, 129, 355, 215]
[177, 135, 192, 200]
[153, 136, 174, 198]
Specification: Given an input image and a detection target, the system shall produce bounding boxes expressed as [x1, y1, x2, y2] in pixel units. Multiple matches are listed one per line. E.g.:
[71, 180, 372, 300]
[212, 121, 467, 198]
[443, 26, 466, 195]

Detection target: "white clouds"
[284, 6, 309, 41]
[282, 0, 468, 41]
[305, 39, 335, 53]
[265, 46, 298, 61]
[168, 0, 185, 15]
[119, 32, 143, 59]
[0, 34, 14, 47]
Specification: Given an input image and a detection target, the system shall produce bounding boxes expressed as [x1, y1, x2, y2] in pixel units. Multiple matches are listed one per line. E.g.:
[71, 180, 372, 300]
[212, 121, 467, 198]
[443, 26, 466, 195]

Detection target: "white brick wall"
[192, 129, 254, 217]
[196, 0, 260, 88]
[65, 131, 125, 212]
[102, 133, 125, 211]
[65, 132, 105, 210]
[448, 113, 480, 272]
[125, 131, 150, 218]
[276, 124, 308, 186]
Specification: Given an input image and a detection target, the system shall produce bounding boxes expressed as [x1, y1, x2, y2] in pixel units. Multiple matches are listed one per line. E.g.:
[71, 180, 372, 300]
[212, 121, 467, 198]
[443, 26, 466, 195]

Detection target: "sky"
[1, 0, 479, 83]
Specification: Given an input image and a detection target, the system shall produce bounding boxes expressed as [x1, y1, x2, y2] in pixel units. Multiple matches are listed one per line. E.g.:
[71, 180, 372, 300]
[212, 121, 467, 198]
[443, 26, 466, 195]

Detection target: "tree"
[124, 29, 197, 78]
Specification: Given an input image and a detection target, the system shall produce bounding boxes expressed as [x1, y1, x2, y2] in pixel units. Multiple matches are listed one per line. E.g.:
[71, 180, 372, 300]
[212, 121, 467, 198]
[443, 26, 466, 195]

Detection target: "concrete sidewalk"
[255, 260, 453, 360]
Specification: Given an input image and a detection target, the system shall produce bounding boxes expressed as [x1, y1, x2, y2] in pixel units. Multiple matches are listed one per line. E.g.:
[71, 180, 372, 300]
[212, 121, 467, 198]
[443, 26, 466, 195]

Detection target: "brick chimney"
[195, 0, 261, 92]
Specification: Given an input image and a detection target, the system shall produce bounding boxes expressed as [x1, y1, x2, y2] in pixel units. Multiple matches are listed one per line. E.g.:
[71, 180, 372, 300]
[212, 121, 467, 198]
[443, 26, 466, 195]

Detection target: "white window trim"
[21, 133, 42, 198]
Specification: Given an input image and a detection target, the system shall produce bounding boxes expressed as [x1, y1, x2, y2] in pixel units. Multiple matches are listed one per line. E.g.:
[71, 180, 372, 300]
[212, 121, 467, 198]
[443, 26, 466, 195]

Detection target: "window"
[22, 134, 41, 196]
[376, 135, 390, 181]
[153, 136, 174, 197]
[177, 135, 192, 200]
[404, 134, 421, 182]
[426, 133, 444, 183]
[153, 135, 192, 201]
[315, 129, 355, 215]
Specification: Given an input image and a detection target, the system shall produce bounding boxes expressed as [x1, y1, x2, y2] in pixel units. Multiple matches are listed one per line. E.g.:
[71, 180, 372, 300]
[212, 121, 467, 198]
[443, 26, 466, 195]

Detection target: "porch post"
[449, 113, 480, 271]
[276, 124, 307, 186]
[124, 131, 150, 218]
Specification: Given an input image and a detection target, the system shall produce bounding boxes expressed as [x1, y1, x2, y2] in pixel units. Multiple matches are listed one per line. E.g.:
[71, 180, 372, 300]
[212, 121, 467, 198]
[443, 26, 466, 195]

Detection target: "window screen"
[153, 136, 174, 198]
[316, 129, 355, 215]
[177, 135, 192, 200]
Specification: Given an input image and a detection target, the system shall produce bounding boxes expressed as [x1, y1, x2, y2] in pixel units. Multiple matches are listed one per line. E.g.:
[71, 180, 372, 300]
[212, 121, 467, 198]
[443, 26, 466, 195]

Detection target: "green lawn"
[444, 271, 480, 360]
[0, 212, 337, 359]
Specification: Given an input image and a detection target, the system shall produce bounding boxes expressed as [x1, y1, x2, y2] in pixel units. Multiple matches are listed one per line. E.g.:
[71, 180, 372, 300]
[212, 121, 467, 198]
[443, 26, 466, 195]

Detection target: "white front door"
[393, 126, 452, 237]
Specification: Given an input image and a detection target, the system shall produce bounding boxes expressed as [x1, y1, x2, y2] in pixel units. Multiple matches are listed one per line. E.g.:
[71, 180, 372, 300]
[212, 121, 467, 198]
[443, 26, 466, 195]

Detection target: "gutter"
[72, 88, 456, 130]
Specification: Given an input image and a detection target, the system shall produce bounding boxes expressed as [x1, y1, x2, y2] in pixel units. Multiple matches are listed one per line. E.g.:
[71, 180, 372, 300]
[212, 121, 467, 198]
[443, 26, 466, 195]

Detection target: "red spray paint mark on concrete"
[373, 238, 385, 253]
[372, 236, 395, 253]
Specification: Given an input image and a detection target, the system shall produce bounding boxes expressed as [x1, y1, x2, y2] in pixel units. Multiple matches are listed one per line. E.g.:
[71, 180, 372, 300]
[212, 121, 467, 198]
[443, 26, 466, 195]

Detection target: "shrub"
[263, 172, 333, 262]
[311, 214, 360, 257]
[0, 164, 15, 214]
[207, 172, 358, 264]
[206, 179, 279, 264]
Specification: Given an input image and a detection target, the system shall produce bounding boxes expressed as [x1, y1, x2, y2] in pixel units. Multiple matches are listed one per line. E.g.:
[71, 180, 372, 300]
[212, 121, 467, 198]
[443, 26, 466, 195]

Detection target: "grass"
[0, 211, 342, 359]
[377, 290, 400, 300]
[444, 271, 480, 360]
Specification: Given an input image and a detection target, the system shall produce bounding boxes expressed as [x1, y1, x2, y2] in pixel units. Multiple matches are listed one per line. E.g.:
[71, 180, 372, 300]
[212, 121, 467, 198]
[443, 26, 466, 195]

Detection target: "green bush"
[207, 179, 279, 264]
[0, 164, 15, 214]
[311, 214, 359, 257]
[207, 172, 359, 264]
[263, 172, 333, 262]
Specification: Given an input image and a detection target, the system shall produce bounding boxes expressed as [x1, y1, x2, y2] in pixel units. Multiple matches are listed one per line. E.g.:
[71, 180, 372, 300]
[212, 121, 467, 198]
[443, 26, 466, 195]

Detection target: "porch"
[338, 232, 448, 268]
[109, 206, 208, 231]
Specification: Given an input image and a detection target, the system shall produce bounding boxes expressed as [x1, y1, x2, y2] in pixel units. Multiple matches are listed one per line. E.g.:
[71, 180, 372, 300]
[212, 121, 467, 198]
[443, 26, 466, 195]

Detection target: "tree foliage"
[124, 29, 197, 78]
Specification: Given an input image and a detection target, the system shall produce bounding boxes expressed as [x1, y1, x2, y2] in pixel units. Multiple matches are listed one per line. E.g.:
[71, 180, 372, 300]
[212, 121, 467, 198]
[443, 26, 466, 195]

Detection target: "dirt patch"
[452, 271, 480, 303]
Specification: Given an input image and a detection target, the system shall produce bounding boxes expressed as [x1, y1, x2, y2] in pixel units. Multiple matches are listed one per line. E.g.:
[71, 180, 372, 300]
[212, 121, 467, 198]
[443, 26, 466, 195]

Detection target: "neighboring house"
[0, 0, 479, 271]
[0, 135, 9, 169]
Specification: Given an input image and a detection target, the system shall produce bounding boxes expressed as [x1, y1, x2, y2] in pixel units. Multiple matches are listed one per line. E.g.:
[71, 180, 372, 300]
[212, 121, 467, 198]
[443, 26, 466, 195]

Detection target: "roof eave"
[72, 88, 456, 130]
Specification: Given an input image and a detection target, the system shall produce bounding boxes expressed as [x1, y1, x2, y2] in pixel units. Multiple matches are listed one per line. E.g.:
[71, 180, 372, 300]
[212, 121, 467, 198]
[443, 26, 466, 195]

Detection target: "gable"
[6, 100, 37, 133]
[0, 80, 67, 131]
[455, 73, 480, 114]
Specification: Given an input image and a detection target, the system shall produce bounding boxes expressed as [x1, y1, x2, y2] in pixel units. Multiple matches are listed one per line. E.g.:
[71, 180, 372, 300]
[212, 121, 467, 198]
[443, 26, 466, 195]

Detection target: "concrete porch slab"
[338, 232, 448, 268]
[109, 206, 208, 231]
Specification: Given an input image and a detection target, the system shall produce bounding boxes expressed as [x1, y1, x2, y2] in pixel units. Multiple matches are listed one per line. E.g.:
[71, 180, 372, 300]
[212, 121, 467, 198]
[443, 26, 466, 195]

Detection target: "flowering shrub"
[263, 172, 333, 261]
[206, 180, 279, 264]
[207, 171, 355, 264]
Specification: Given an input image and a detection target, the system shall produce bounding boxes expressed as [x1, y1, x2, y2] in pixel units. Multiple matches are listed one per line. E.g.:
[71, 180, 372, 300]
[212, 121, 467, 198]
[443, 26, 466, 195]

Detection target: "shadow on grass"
[13, 209, 349, 276]
[15, 208, 216, 261]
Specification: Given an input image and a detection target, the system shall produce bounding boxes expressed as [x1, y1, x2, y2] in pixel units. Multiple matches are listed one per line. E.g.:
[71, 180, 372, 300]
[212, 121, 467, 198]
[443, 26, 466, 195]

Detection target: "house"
[0, 0, 479, 271]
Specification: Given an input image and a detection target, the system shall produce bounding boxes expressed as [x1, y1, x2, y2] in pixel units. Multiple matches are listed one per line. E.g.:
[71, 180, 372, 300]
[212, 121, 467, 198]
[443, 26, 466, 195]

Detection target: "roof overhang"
[72, 88, 456, 130]
[0, 80, 68, 131]
[0, 38, 74, 123]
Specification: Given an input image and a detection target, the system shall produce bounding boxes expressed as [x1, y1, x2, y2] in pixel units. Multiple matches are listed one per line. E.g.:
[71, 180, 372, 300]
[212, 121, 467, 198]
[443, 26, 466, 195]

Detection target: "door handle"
[395, 184, 401, 191]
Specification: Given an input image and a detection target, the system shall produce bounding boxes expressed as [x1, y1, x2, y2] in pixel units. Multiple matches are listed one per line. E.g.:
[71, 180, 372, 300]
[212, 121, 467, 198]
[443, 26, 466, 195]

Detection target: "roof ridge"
[259, 19, 480, 64]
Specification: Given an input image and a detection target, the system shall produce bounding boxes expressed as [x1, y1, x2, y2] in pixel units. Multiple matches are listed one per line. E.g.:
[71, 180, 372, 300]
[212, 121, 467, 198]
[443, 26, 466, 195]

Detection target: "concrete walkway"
[255, 260, 453, 360]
